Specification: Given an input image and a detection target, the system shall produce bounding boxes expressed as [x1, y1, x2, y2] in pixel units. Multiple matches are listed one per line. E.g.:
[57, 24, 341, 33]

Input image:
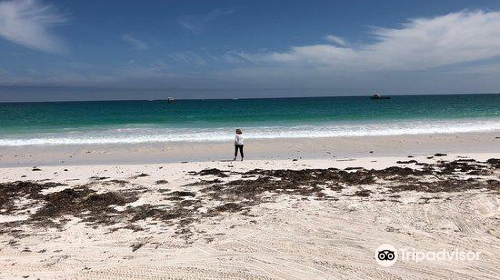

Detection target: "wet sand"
[1, 132, 499, 167]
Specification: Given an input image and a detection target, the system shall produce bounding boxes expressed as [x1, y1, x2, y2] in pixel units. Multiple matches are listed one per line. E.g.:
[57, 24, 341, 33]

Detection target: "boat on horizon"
[167, 97, 175, 104]
[370, 94, 391, 100]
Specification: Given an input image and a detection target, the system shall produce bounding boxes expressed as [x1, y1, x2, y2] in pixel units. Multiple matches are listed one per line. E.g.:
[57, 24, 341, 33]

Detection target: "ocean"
[1, 94, 500, 146]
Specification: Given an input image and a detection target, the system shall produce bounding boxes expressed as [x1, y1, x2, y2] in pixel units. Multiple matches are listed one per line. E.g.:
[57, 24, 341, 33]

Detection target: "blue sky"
[2, 0, 500, 100]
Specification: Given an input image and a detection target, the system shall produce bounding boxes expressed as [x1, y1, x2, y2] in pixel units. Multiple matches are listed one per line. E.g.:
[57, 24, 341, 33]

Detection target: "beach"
[1, 132, 500, 279]
[3, 0, 500, 277]
[1, 95, 500, 279]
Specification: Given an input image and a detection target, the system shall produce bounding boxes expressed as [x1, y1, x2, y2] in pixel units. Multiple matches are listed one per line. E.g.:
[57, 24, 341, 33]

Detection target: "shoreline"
[1, 131, 499, 167]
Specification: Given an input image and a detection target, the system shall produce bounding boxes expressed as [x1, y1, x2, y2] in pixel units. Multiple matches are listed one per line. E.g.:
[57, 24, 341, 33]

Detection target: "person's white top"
[235, 134, 244, 145]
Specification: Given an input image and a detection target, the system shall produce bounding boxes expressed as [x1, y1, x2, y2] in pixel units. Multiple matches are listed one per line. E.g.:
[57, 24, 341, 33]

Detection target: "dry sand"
[1, 135, 500, 279]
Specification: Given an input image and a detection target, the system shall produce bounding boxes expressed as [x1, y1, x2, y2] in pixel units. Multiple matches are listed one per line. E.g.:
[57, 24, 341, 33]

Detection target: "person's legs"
[239, 145, 244, 160]
[234, 145, 238, 160]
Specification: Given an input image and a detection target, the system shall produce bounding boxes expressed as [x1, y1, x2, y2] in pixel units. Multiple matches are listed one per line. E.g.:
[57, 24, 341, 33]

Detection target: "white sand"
[1, 132, 500, 279]
[1, 150, 500, 279]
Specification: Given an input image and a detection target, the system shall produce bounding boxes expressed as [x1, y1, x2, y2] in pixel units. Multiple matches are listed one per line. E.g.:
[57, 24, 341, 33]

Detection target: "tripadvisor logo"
[375, 244, 397, 267]
[375, 244, 481, 267]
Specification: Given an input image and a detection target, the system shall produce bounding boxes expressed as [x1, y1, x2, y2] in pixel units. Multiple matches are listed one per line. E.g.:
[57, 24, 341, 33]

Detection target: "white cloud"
[261, 11, 500, 71]
[0, 0, 67, 53]
[324, 35, 346, 46]
[121, 34, 149, 50]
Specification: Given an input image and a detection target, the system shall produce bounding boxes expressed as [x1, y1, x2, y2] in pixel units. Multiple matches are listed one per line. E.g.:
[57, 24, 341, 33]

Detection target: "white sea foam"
[1, 119, 500, 146]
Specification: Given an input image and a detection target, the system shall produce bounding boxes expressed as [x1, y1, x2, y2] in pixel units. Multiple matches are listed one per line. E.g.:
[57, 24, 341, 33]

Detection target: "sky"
[1, 0, 500, 101]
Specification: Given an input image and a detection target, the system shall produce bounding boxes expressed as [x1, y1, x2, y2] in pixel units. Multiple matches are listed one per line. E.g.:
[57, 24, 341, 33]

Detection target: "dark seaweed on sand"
[1, 158, 500, 240]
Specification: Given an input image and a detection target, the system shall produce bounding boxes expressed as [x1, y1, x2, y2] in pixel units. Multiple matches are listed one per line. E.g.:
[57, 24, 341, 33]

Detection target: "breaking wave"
[1, 118, 500, 146]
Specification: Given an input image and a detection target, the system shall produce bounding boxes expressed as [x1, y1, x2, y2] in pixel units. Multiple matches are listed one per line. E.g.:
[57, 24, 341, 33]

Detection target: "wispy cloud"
[0, 0, 67, 53]
[0, 59, 174, 87]
[121, 33, 149, 50]
[168, 51, 206, 66]
[260, 11, 500, 71]
[178, 9, 236, 34]
[324, 35, 347, 46]
[222, 50, 255, 64]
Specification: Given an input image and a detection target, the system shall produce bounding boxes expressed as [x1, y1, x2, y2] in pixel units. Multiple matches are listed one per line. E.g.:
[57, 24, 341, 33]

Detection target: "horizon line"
[0, 92, 499, 104]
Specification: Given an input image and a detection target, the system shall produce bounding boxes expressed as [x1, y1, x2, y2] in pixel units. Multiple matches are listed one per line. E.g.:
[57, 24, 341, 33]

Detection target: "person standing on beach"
[234, 129, 244, 161]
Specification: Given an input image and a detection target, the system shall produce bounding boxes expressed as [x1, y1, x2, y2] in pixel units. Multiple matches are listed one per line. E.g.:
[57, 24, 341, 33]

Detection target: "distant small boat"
[167, 97, 175, 104]
[370, 94, 391, 100]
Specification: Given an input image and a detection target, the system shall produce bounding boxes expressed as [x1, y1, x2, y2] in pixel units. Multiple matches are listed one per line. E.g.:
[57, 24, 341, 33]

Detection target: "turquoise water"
[1, 94, 500, 146]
